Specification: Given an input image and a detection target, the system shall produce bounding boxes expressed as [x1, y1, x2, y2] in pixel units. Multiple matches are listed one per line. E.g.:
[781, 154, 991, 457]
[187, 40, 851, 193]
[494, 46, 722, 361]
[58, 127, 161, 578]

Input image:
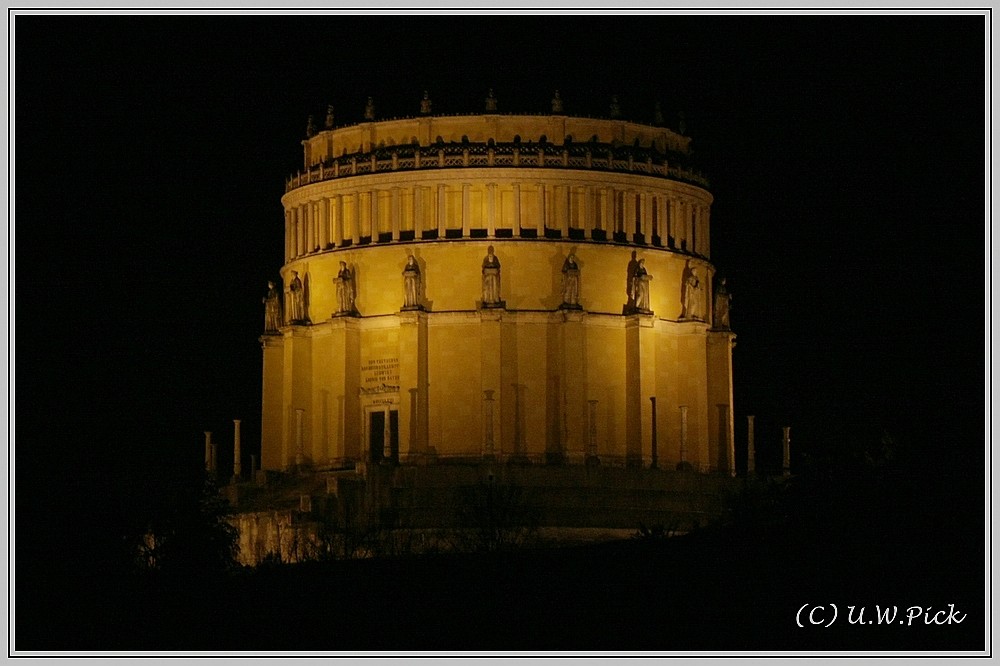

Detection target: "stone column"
[284, 212, 292, 262]
[513, 183, 522, 236]
[687, 202, 695, 252]
[350, 193, 360, 245]
[296, 206, 304, 257]
[649, 396, 658, 469]
[319, 198, 328, 249]
[587, 399, 599, 461]
[679, 405, 689, 464]
[233, 419, 242, 481]
[332, 194, 343, 247]
[487, 183, 497, 237]
[692, 205, 700, 254]
[305, 203, 314, 252]
[703, 207, 712, 257]
[313, 201, 321, 250]
[657, 196, 667, 244]
[537, 184, 546, 232]
[391, 187, 401, 241]
[625, 190, 635, 237]
[295, 408, 305, 467]
[562, 310, 586, 463]
[399, 311, 427, 462]
[483, 390, 496, 457]
[559, 185, 570, 237]
[782, 426, 791, 477]
[747, 415, 756, 475]
[415, 187, 424, 236]
[408, 388, 419, 459]
[437, 184, 447, 237]
[605, 188, 615, 234]
[462, 183, 471, 237]
[204, 431, 213, 473]
[642, 192, 653, 245]
[666, 198, 675, 245]
[624, 317, 642, 468]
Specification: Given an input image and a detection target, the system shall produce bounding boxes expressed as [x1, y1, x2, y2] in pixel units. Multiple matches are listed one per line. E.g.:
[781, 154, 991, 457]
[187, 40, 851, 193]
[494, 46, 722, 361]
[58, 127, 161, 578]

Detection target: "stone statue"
[402, 255, 422, 310]
[610, 95, 621, 119]
[287, 271, 305, 324]
[713, 276, 732, 329]
[551, 90, 564, 114]
[683, 268, 702, 320]
[654, 101, 665, 126]
[263, 280, 282, 333]
[481, 246, 502, 306]
[561, 252, 580, 308]
[420, 91, 432, 115]
[630, 258, 652, 313]
[625, 250, 639, 309]
[485, 88, 497, 112]
[364, 97, 375, 121]
[305, 115, 316, 138]
[324, 104, 335, 129]
[335, 261, 355, 314]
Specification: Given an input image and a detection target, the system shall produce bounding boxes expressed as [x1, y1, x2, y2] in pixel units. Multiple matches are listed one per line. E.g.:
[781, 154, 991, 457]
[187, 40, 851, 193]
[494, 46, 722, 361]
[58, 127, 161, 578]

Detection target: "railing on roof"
[286, 142, 709, 192]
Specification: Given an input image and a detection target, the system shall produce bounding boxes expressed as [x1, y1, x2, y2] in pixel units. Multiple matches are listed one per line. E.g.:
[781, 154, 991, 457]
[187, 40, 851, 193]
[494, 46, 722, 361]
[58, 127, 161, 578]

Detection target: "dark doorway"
[369, 409, 400, 464]
[369, 410, 385, 463]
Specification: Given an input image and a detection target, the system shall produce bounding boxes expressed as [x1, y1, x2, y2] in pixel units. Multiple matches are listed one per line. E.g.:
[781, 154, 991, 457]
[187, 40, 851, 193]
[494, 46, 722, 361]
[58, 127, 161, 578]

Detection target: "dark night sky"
[15, 14, 985, 519]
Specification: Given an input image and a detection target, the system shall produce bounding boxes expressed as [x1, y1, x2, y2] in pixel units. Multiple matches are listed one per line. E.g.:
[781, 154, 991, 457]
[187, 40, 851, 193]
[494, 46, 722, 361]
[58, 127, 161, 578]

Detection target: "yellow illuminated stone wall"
[261, 114, 735, 473]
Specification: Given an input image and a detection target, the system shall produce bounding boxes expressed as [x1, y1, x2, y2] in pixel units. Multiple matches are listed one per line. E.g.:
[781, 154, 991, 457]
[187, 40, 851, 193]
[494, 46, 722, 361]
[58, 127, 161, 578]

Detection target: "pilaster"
[399, 310, 428, 461]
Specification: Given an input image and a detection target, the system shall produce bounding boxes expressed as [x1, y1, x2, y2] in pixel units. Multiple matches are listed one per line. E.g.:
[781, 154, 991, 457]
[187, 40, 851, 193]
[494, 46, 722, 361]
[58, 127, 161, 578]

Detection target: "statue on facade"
[713, 276, 732, 330]
[551, 90, 564, 114]
[610, 95, 621, 119]
[335, 261, 356, 315]
[402, 255, 422, 310]
[485, 88, 498, 112]
[324, 104, 335, 129]
[481, 246, 502, 307]
[364, 97, 375, 121]
[305, 115, 316, 138]
[625, 250, 639, 312]
[263, 280, 282, 333]
[420, 91, 432, 115]
[630, 258, 652, 313]
[561, 252, 581, 308]
[654, 101, 665, 126]
[287, 271, 306, 324]
[682, 267, 702, 320]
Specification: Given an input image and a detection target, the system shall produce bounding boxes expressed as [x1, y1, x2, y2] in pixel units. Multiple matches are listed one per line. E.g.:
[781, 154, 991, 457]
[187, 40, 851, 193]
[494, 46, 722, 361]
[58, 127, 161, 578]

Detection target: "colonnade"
[284, 182, 710, 262]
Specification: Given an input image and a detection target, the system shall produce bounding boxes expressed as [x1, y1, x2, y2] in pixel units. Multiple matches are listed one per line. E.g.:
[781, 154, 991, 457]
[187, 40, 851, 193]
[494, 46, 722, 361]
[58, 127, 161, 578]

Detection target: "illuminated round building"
[260, 94, 735, 476]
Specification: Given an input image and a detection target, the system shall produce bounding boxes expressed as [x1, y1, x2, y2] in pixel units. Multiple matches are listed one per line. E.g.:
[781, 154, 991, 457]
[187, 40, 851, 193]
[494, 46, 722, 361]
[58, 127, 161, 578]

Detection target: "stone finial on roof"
[306, 115, 316, 138]
[485, 88, 498, 112]
[609, 95, 621, 119]
[420, 90, 432, 115]
[364, 97, 375, 121]
[551, 90, 564, 114]
[324, 105, 335, 129]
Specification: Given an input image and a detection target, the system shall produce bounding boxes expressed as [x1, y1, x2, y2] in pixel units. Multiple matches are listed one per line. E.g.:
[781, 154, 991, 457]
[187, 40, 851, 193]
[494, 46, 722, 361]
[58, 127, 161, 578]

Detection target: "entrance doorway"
[368, 408, 399, 463]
